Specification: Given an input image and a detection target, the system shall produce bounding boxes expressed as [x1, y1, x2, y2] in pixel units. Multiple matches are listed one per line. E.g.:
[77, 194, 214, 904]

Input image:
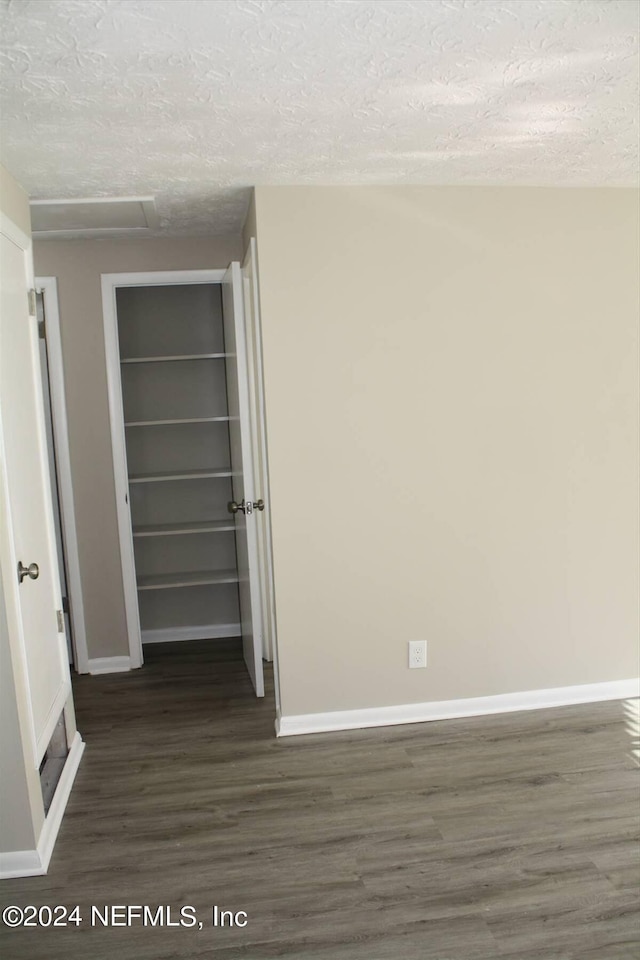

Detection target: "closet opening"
[102, 262, 272, 701]
[117, 282, 242, 647]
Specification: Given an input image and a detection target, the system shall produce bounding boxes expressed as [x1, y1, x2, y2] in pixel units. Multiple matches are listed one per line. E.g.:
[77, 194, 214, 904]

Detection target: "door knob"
[18, 561, 39, 583]
[228, 499, 265, 515]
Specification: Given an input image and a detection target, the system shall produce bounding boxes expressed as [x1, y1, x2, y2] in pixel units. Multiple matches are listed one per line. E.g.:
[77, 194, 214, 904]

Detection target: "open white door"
[222, 262, 265, 697]
[0, 216, 72, 762]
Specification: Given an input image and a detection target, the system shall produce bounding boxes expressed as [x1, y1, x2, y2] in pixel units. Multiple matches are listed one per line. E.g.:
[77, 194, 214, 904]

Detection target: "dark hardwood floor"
[1, 639, 638, 959]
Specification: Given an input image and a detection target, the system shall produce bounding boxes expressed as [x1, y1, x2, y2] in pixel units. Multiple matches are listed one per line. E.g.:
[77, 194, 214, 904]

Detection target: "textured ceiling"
[1, 0, 638, 237]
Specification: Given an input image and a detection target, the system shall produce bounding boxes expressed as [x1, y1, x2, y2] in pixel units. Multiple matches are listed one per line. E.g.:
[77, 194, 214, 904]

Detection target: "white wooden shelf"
[129, 468, 233, 484]
[116, 280, 242, 638]
[137, 569, 239, 591]
[133, 520, 235, 538]
[125, 416, 230, 427]
[121, 353, 228, 363]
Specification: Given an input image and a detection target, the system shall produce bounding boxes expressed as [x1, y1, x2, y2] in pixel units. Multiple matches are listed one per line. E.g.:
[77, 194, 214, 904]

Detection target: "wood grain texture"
[1, 640, 638, 959]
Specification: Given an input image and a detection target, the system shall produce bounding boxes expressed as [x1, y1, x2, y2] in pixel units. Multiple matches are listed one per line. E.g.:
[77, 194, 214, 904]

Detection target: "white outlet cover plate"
[409, 641, 427, 669]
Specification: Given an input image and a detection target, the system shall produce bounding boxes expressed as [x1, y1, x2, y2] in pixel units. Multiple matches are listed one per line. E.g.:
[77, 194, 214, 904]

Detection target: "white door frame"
[101, 269, 226, 669]
[35, 277, 89, 674]
[223, 262, 265, 696]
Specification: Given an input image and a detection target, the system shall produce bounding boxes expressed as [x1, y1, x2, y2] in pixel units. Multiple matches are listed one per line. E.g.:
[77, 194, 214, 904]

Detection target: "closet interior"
[116, 282, 240, 643]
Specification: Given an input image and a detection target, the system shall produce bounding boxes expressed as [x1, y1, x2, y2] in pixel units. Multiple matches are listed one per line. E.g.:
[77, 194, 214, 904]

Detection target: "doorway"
[35, 277, 88, 674]
[101, 265, 274, 701]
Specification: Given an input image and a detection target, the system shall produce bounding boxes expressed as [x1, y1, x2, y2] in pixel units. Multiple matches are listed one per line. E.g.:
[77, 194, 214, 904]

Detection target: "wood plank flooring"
[1, 639, 638, 959]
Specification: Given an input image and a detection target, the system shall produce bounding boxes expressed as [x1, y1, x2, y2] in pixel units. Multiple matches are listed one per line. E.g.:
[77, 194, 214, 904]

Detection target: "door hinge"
[38, 318, 46, 340]
[56, 609, 65, 633]
[62, 596, 70, 614]
[28, 288, 37, 317]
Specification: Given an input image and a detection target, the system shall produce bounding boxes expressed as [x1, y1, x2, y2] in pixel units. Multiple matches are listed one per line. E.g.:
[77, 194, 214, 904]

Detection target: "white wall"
[253, 186, 639, 717]
[34, 236, 242, 662]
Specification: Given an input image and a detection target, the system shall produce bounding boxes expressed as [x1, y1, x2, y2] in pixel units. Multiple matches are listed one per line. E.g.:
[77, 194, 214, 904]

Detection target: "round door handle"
[228, 499, 264, 515]
[18, 561, 39, 583]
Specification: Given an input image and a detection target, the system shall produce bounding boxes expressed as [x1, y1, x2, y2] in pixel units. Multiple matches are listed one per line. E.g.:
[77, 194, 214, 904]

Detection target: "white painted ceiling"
[1, 0, 638, 237]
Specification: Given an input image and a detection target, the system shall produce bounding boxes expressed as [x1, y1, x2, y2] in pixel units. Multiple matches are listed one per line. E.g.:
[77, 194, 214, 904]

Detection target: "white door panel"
[241, 238, 277, 665]
[222, 262, 264, 697]
[0, 225, 70, 761]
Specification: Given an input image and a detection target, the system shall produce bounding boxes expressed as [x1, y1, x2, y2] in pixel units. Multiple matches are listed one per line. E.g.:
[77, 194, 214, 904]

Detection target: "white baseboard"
[0, 848, 42, 879]
[0, 732, 85, 879]
[276, 678, 640, 738]
[142, 624, 241, 644]
[87, 655, 131, 675]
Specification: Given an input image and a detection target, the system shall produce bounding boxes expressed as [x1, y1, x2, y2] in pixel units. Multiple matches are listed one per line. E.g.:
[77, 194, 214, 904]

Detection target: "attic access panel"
[30, 196, 159, 236]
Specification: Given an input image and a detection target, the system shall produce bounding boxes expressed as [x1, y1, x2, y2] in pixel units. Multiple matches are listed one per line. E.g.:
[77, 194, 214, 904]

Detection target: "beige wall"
[242, 191, 257, 250]
[34, 236, 242, 661]
[254, 186, 639, 717]
[0, 574, 40, 853]
[0, 163, 30, 236]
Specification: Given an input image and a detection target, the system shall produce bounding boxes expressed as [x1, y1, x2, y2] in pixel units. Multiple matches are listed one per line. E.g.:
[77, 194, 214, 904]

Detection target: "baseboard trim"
[277, 678, 640, 738]
[0, 732, 85, 879]
[142, 624, 241, 644]
[0, 848, 42, 879]
[87, 655, 131, 675]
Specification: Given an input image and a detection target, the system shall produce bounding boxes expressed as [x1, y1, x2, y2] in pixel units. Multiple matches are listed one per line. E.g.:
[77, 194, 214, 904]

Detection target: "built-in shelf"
[137, 569, 239, 591]
[133, 520, 235, 538]
[121, 353, 228, 363]
[117, 280, 241, 639]
[129, 468, 233, 484]
[125, 416, 230, 427]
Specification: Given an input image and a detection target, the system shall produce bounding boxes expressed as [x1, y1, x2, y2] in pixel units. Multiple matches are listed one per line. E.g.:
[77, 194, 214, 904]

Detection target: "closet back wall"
[33, 236, 243, 664]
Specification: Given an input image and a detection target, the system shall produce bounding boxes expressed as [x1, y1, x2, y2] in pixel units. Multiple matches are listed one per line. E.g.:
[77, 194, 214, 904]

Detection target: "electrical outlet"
[408, 640, 427, 669]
